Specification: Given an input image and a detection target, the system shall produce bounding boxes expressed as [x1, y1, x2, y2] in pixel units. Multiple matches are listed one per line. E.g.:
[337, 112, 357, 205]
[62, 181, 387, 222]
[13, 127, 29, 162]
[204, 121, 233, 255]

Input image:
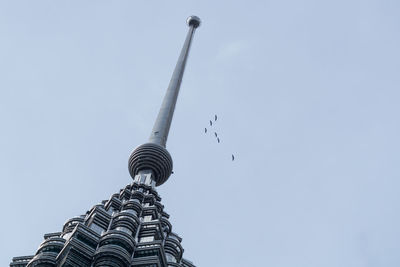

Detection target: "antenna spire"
[128, 16, 201, 186]
[149, 16, 201, 147]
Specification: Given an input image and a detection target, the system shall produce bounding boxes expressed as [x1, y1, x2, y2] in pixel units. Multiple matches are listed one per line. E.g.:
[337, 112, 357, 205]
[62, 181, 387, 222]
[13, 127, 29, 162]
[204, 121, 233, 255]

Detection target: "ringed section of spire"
[128, 143, 173, 187]
[11, 173, 196, 267]
[129, 16, 201, 187]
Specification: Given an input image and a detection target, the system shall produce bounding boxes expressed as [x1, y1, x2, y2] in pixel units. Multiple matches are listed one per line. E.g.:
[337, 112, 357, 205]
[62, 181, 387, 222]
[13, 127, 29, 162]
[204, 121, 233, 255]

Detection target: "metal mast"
[128, 16, 201, 186]
[149, 16, 200, 147]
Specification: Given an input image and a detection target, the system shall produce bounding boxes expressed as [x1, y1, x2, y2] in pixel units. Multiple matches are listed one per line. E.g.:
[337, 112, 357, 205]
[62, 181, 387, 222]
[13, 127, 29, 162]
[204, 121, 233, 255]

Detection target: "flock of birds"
[204, 114, 235, 161]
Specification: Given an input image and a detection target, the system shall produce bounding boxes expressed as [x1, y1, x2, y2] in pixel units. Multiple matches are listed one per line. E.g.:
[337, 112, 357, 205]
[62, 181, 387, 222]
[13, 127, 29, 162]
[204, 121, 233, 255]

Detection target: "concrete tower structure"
[10, 16, 201, 267]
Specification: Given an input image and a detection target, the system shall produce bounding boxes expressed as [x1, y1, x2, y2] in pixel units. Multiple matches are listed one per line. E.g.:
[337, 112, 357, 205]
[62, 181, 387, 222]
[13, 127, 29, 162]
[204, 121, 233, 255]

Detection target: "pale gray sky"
[1, 1, 400, 266]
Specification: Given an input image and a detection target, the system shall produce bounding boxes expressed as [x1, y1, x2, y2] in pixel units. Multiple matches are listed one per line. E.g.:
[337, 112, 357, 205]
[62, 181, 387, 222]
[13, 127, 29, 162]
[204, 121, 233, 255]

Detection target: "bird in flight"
[215, 114, 217, 121]
[205, 128, 207, 133]
[214, 132, 218, 138]
[232, 154, 235, 161]
[217, 137, 220, 143]
[209, 120, 212, 126]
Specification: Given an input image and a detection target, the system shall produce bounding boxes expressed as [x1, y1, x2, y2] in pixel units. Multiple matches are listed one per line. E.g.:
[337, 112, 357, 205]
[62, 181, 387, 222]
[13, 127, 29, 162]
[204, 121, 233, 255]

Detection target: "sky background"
[1, 1, 400, 266]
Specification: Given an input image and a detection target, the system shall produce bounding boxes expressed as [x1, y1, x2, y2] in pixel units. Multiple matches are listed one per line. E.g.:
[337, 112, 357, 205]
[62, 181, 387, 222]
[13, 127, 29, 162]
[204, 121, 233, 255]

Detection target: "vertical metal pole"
[148, 16, 201, 147]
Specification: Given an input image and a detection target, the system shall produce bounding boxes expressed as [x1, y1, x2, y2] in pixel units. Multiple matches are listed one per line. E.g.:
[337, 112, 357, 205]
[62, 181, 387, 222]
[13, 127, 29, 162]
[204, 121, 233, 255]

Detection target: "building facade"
[10, 16, 201, 267]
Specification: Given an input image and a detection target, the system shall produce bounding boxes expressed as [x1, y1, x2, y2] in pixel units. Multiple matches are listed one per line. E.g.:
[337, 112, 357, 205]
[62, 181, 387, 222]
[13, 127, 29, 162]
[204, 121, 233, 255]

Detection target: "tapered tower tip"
[187, 16, 201, 28]
[129, 16, 200, 186]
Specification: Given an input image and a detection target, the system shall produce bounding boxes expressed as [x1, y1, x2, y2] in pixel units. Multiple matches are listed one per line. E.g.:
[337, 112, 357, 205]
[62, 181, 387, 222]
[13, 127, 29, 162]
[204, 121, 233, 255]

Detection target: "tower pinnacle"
[128, 16, 201, 186]
[10, 16, 200, 267]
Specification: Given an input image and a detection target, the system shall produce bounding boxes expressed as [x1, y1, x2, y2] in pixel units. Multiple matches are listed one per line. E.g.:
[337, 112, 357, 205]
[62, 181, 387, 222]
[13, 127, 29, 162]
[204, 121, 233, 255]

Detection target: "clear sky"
[1, 1, 400, 266]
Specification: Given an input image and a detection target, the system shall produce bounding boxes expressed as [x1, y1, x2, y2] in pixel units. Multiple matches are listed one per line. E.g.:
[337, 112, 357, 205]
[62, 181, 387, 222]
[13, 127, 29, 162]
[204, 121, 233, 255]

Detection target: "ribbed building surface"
[10, 173, 195, 267]
[10, 15, 200, 267]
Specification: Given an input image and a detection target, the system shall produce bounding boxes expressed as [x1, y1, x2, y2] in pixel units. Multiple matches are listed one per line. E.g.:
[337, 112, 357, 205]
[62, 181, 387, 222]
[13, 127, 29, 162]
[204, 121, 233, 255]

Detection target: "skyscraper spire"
[128, 16, 201, 186]
[149, 16, 201, 147]
[10, 16, 200, 267]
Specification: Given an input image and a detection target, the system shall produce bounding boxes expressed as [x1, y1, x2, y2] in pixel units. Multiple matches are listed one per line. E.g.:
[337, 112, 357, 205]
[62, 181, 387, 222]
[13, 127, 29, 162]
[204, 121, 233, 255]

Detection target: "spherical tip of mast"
[187, 16, 201, 28]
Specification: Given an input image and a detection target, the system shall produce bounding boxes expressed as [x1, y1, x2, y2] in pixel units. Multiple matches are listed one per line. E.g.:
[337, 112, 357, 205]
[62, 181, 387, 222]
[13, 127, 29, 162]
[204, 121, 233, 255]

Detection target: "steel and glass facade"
[10, 172, 195, 267]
